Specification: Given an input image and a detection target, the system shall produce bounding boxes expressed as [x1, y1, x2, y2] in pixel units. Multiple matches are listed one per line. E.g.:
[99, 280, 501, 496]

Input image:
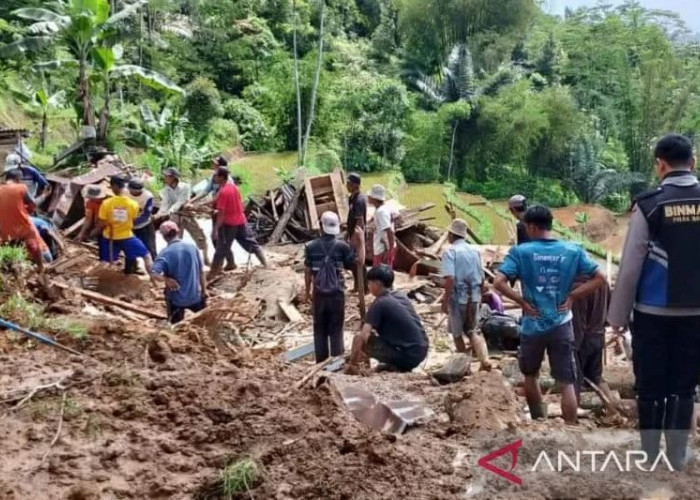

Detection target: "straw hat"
[82, 184, 108, 200]
[448, 218, 469, 239]
[368, 184, 386, 201]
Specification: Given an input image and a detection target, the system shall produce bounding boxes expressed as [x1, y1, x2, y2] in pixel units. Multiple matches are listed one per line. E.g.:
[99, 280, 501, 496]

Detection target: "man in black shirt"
[508, 194, 530, 245]
[348, 266, 429, 372]
[346, 172, 368, 293]
[305, 211, 355, 363]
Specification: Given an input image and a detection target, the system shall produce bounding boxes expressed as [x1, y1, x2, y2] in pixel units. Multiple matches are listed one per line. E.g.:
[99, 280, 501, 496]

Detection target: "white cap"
[321, 211, 340, 236]
[4, 152, 21, 172]
[368, 184, 386, 201]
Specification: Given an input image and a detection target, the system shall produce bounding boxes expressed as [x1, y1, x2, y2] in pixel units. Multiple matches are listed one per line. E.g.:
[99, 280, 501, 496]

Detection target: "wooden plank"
[271, 180, 305, 244]
[278, 300, 303, 323]
[63, 217, 85, 237]
[330, 169, 349, 224]
[304, 177, 320, 230]
[52, 281, 168, 320]
[284, 342, 315, 362]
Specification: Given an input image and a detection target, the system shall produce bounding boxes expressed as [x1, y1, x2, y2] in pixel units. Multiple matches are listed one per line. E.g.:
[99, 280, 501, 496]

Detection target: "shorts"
[368, 335, 428, 372]
[518, 321, 577, 384]
[448, 302, 479, 339]
[577, 334, 604, 386]
[99, 236, 149, 263]
[372, 248, 396, 268]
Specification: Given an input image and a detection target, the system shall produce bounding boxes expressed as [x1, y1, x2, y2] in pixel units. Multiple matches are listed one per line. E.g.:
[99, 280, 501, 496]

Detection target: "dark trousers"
[134, 223, 157, 259]
[633, 311, 700, 400]
[312, 293, 345, 363]
[576, 334, 604, 391]
[212, 224, 237, 269]
[167, 298, 206, 324]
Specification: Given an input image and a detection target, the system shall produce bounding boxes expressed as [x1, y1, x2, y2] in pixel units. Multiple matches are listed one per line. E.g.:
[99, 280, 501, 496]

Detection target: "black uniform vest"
[636, 172, 700, 308]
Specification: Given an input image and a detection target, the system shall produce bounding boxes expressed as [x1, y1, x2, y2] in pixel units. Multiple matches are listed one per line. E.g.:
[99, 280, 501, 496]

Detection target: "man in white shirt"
[154, 167, 210, 266]
[368, 184, 395, 269]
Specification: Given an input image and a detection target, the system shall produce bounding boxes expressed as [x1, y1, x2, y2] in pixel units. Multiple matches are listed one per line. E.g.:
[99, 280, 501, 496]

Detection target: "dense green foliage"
[2, 0, 700, 208]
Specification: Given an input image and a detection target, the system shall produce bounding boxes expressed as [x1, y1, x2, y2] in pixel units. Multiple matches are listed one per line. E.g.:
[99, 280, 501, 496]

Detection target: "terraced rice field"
[237, 156, 515, 245]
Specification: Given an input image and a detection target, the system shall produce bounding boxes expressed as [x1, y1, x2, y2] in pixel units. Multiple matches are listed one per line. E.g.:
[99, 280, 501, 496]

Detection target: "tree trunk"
[447, 120, 458, 181]
[40, 111, 48, 150]
[301, 0, 325, 167]
[97, 75, 111, 144]
[292, 0, 302, 166]
[79, 57, 95, 128]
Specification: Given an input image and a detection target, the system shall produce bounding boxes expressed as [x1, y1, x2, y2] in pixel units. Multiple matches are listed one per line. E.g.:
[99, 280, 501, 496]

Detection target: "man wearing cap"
[128, 179, 157, 259]
[94, 176, 153, 273]
[189, 155, 235, 204]
[151, 221, 208, 324]
[304, 211, 356, 363]
[508, 194, 530, 245]
[0, 169, 49, 271]
[76, 184, 108, 242]
[210, 166, 267, 276]
[494, 205, 606, 424]
[368, 184, 395, 268]
[155, 167, 210, 267]
[346, 173, 367, 293]
[4, 149, 51, 203]
[348, 265, 429, 372]
[441, 218, 492, 370]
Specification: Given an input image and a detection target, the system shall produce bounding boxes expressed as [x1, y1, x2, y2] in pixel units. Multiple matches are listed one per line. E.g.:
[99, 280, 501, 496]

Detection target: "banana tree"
[10, 78, 65, 150]
[0, 0, 150, 130]
[91, 44, 182, 141]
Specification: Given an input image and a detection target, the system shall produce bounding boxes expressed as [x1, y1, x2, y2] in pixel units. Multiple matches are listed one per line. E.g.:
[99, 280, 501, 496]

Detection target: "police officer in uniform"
[609, 134, 700, 470]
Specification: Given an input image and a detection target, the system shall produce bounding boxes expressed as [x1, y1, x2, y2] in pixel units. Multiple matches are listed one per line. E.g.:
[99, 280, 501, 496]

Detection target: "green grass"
[221, 457, 259, 497]
[0, 294, 89, 339]
[233, 151, 299, 194]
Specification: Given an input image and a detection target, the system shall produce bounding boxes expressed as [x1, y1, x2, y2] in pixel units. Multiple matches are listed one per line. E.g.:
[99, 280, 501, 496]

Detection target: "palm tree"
[409, 43, 521, 181]
[0, 0, 177, 142]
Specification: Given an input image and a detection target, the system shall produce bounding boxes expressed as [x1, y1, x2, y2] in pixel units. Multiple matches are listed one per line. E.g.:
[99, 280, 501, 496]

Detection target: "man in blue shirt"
[495, 205, 606, 424]
[151, 221, 208, 324]
[441, 218, 491, 370]
[4, 154, 50, 202]
[31, 216, 64, 261]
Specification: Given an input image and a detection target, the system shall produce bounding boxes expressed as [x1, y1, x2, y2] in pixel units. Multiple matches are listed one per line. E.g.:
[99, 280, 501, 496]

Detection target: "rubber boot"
[637, 399, 665, 464]
[254, 248, 268, 268]
[528, 402, 548, 420]
[470, 333, 492, 371]
[664, 395, 695, 471]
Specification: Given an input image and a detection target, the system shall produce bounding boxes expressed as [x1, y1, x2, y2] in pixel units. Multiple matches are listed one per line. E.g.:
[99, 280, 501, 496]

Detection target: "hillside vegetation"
[1, 0, 699, 213]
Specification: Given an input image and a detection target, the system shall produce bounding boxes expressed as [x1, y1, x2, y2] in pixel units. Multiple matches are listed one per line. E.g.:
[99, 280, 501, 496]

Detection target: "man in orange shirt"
[0, 169, 48, 272]
[76, 184, 107, 242]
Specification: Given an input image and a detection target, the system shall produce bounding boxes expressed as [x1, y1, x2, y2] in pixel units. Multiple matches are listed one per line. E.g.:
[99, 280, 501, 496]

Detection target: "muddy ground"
[2, 259, 700, 498]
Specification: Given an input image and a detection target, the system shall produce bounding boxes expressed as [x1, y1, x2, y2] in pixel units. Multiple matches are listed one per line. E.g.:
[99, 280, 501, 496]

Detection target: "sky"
[544, 0, 700, 33]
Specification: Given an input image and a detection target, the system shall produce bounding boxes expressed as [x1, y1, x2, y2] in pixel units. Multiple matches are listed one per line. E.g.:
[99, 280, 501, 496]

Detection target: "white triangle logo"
[536, 286, 544, 292]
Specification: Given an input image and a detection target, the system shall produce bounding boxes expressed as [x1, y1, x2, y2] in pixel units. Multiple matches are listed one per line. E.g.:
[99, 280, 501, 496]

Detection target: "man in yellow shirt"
[94, 176, 153, 273]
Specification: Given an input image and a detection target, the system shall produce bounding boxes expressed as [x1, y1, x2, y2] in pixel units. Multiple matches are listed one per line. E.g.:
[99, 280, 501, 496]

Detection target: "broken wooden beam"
[270, 181, 304, 244]
[278, 300, 303, 323]
[52, 281, 168, 320]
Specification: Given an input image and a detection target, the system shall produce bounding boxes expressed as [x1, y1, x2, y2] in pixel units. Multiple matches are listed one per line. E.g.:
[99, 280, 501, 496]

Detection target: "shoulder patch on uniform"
[633, 187, 663, 204]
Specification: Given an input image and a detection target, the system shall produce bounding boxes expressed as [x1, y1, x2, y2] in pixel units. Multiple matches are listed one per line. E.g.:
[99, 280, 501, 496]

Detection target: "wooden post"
[270, 174, 305, 244]
[357, 262, 366, 323]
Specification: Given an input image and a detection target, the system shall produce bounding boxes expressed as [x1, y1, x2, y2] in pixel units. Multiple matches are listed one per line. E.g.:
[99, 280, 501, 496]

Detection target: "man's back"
[367, 291, 428, 349]
[572, 282, 611, 344]
[0, 183, 33, 241]
[499, 239, 599, 335]
[441, 240, 483, 304]
[216, 183, 246, 226]
[99, 195, 139, 240]
[153, 240, 203, 307]
[305, 236, 355, 293]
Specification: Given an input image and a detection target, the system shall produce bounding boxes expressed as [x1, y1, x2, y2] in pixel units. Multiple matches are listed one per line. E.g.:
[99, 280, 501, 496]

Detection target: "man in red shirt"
[0, 169, 48, 272]
[210, 167, 267, 277]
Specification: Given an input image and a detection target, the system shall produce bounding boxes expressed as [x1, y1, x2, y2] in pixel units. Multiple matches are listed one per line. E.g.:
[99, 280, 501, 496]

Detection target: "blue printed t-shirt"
[31, 216, 51, 235]
[498, 239, 599, 335]
[152, 239, 203, 307]
[19, 166, 49, 198]
[441, 239, 483, 305]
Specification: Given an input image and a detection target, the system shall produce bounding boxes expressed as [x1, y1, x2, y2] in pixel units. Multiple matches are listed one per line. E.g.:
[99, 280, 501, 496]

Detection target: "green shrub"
[209, 118, 240, 151]
[223, 98, 276, 151]
[183, 77, 223, 131]
[309, 149, 341, 173]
